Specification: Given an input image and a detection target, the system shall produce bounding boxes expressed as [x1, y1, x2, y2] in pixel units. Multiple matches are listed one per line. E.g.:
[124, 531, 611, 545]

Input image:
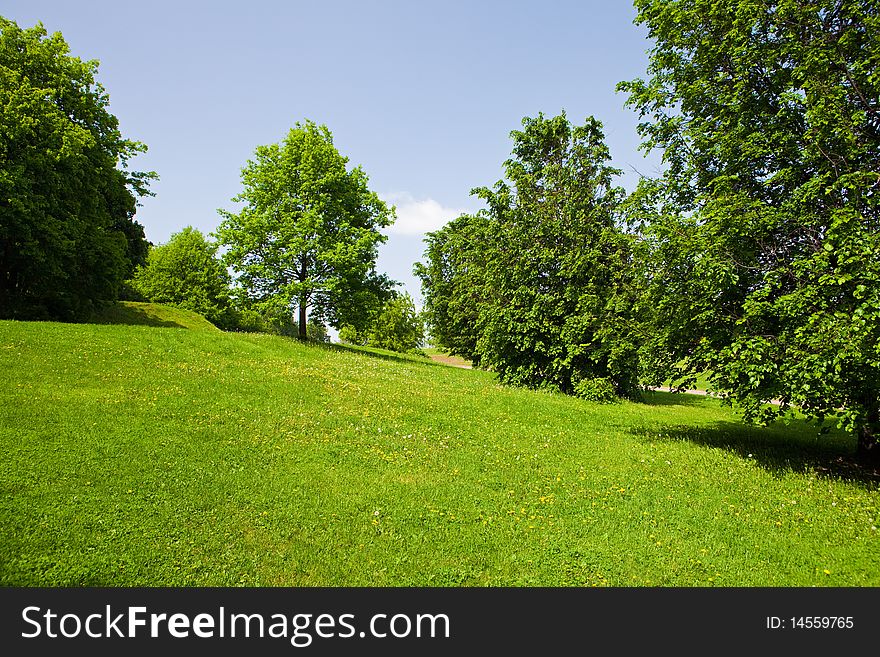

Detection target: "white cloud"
[381, 192, 472, 236]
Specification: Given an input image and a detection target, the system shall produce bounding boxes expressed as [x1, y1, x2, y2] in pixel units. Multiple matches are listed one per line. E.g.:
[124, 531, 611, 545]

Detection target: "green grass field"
[1, 309, 877, 586]
[88, 301, 222, 332]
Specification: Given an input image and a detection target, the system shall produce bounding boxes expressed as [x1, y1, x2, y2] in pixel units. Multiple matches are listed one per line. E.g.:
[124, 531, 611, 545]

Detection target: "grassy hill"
[88, 301, 222, 332]
[1, 313, 877, 586]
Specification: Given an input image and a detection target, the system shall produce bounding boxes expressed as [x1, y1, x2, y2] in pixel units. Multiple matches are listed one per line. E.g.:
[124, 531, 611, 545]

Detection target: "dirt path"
[428, 354, 472, 369]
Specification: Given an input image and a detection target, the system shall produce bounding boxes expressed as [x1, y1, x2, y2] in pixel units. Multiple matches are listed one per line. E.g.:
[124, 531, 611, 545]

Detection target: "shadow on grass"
[323, 342, 443, 368]
[628, 420, 880, 488]
[86, 304, 187, 329]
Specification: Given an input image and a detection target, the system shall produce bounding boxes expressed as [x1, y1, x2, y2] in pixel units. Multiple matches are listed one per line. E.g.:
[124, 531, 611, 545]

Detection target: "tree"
[471, 113, 640, 398]
[414, 212, 491, 365]
[339, 292, 425, 353]
[337, 324, 365, 346]
[620, 0, 880, 461]
[303, 321, 330, 343]
[215, 121, 394, 339]
[366, 292, 425, 353]
[129, 227, 233, 327]
[0, 18, 154, 320]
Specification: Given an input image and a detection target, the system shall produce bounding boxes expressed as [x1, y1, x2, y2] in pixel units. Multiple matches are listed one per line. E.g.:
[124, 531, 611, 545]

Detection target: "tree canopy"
[340, 291, 425, 354]
[620, 0, 880, 460]
[418, 113, 640, 398]
[0, 17, 154, 320]
[215, 121, 394, 339]
[475, 113, 639, 397]
[414, 212, 490, 366]
[129, 227, 233, 328]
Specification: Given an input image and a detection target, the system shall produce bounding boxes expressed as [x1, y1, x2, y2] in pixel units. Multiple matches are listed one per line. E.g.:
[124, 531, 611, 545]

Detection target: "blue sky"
[5, 0, 660, 308]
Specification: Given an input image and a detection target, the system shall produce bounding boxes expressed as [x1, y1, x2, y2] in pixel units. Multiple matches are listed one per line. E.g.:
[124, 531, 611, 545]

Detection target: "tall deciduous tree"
[473, 113, 639, 398]
[0, 18, 154, 319]
[620, 0, 880, 461]
[418, 113, 640, 397]
[216, 121, 394, 339]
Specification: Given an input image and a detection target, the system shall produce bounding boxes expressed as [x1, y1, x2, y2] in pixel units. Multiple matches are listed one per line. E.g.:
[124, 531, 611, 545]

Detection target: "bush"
[229, 308, 265, 333]
[339, 293, 424, 354]
[366, 293, 424, 353]
[573, 377, 619, 404]
[338, 325, 366, 346]
[129, 227, 232, 327]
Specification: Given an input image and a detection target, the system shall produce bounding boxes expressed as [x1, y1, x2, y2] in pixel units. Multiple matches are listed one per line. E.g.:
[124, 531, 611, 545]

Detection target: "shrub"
[573, 377, 618, 404]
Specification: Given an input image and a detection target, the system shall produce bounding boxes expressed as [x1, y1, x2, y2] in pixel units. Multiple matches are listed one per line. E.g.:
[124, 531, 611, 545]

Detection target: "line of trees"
[416, 0, 880, 462]
[128, 219, 425, 351]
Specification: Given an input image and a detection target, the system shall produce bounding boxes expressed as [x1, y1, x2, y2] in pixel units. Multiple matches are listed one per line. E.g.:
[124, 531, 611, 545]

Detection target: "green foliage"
[620, 0, 880, 460]
[572, 377, 618, 404]
[226, 307, 268, 334]
[230, 303, 328, 341]
[418, 113, 640, 398]
[305, 321, 330, 343]
[339, 292, 424, 354]
[129, 227, 234, 328]
[414, 213, 490, 365]
[215, 120, 394, 339]
[1, 319, 876, 586]
[0, 18, 155, 320]
[366, 293, 424, 353]
[338, 324, 366, 346]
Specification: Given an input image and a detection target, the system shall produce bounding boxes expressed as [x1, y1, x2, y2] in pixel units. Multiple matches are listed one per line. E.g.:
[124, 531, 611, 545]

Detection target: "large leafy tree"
[418, 113, 639, 397]
[216, 121, 394, 339]
[130, 227, 233, 328]
[620, 0, 880, 461]
[0, 18, 154, 320]
[473, 113, 639, 397]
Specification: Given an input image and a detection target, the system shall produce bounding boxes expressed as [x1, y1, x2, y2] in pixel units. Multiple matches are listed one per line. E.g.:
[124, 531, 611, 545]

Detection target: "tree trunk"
[298, 299, 307, 340]
[298, 257, 309, 340]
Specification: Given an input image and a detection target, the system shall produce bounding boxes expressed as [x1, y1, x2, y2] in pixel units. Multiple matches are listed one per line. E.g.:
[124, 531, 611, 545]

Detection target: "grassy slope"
[1, 318, 877, 586]
[88, 301, 221, 332]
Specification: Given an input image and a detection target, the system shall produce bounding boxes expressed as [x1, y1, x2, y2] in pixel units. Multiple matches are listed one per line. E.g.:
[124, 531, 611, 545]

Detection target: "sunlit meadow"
[1, 308, 877, 586]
